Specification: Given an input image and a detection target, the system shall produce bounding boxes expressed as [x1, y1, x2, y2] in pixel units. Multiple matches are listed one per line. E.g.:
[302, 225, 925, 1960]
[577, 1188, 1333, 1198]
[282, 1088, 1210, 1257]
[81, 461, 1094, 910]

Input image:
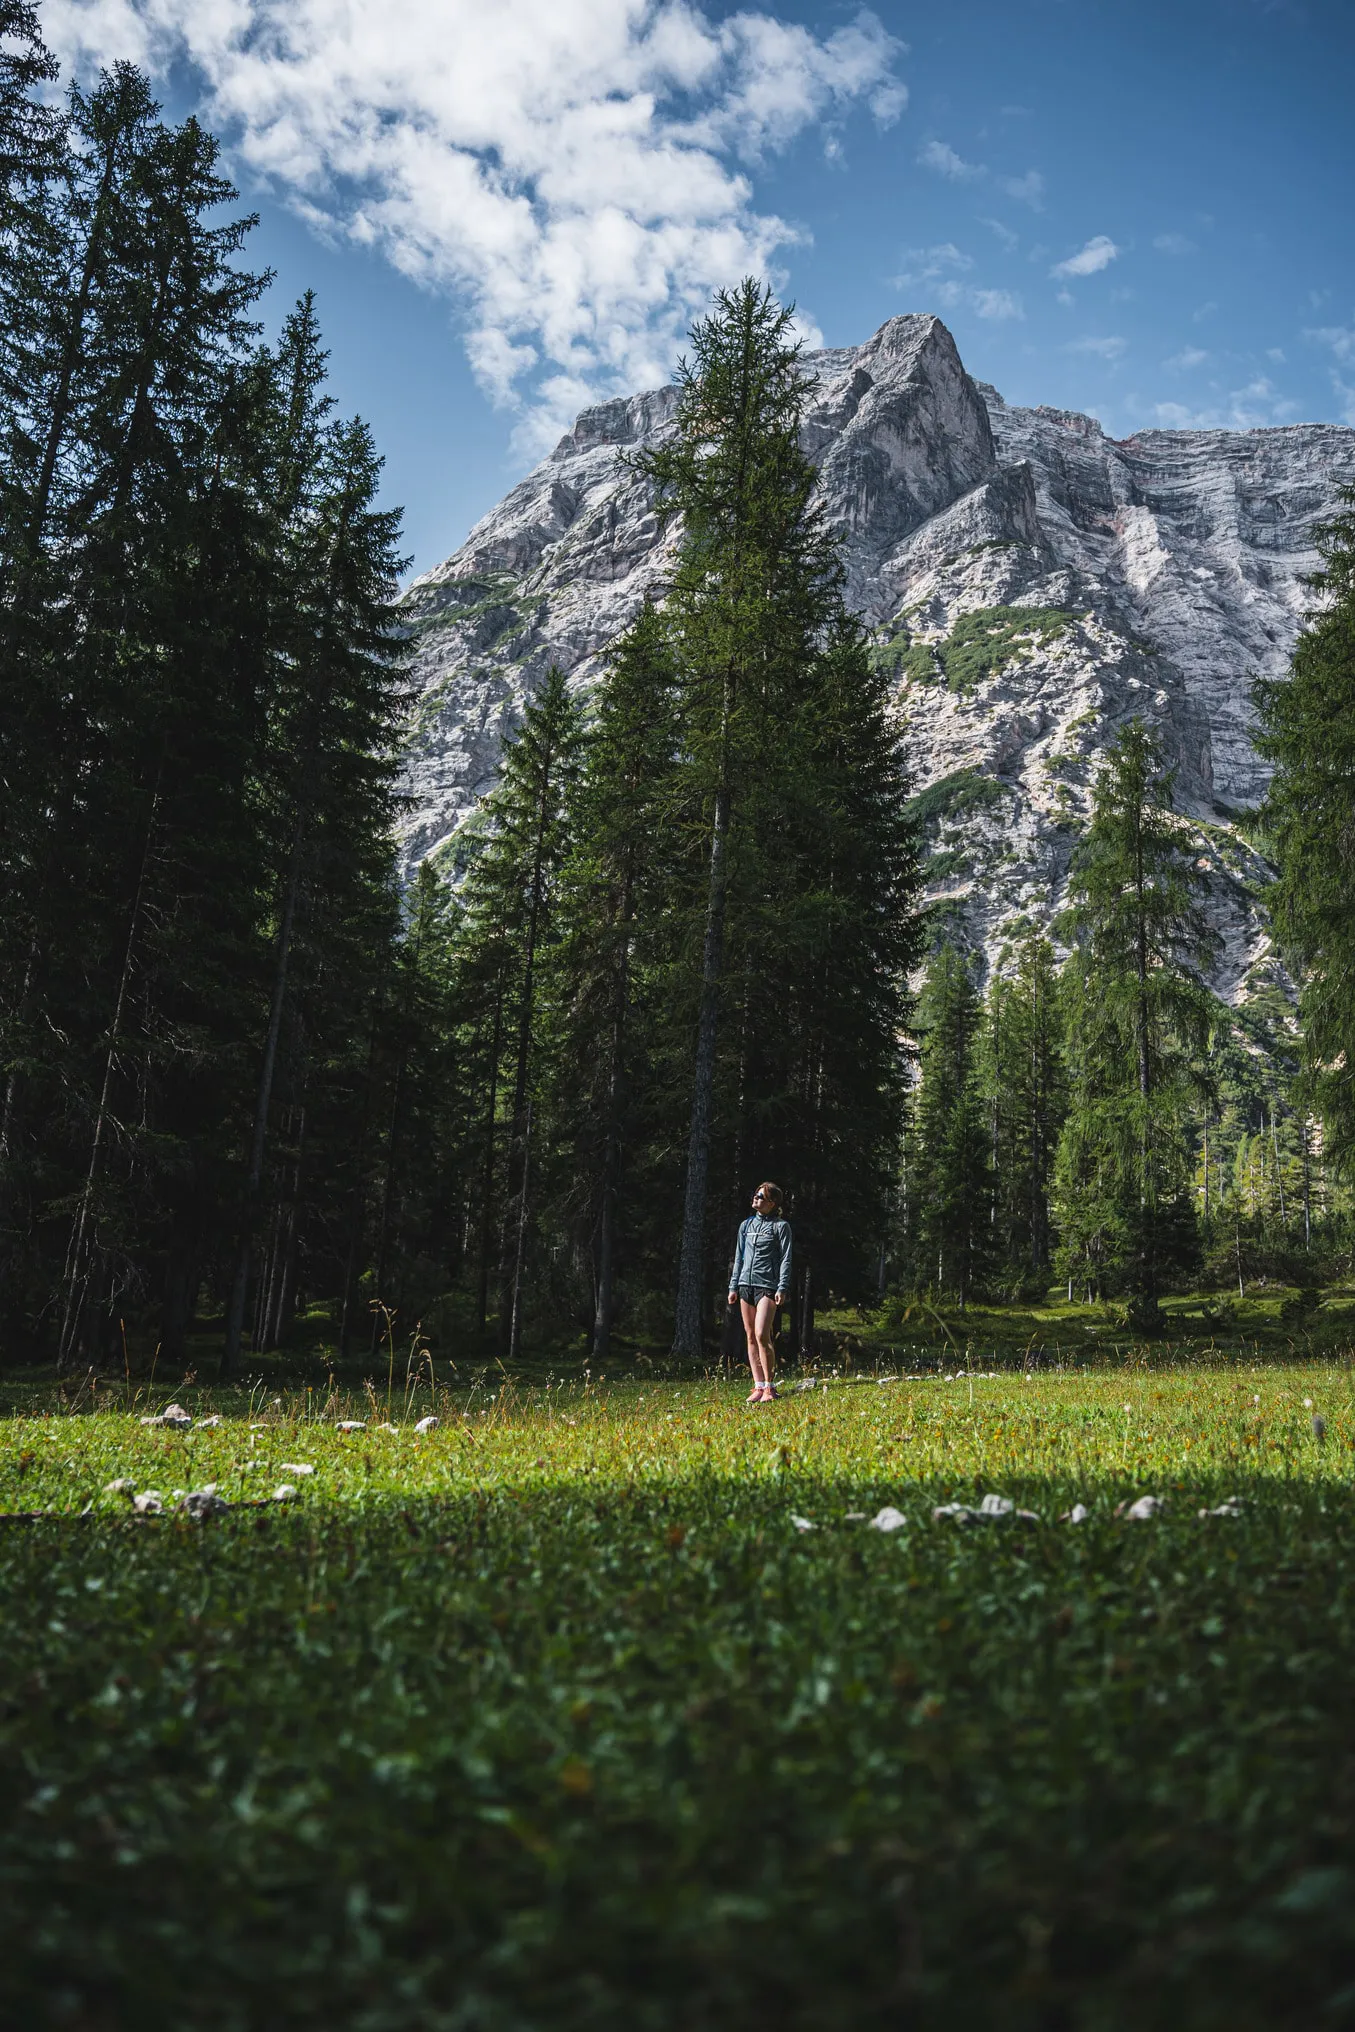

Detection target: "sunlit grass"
[4, 1362, 1352, 1516]
[3, 1360, 1354, 2027]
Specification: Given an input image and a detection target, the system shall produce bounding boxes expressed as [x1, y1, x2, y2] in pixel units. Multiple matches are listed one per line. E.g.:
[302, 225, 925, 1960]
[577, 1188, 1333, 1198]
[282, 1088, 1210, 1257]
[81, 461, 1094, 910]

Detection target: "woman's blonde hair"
[755, 1181, 783, 1211]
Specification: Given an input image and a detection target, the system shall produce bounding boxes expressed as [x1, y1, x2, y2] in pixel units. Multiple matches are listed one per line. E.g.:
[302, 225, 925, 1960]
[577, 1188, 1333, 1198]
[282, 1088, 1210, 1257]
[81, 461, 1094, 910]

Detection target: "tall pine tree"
[1052, 722, 1215, 1324]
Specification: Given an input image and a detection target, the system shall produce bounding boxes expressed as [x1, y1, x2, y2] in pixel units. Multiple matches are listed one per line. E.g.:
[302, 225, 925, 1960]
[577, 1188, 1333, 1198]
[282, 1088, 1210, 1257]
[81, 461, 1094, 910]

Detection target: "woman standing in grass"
[728, 1183, 792, 1403]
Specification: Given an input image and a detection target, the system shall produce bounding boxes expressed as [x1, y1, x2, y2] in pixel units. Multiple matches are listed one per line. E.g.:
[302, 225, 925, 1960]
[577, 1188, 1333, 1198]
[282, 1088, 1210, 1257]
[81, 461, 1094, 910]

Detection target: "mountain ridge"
[396, 313, 1355, 1003]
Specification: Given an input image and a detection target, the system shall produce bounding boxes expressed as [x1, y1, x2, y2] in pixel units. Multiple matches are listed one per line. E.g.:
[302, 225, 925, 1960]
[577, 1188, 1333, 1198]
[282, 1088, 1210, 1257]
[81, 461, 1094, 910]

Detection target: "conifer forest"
[3, 5, 1355, 1383]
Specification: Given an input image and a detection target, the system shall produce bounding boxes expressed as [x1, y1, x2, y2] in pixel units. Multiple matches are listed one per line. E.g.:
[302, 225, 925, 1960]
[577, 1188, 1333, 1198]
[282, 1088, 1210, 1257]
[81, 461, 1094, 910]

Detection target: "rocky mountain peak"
[396, 314, 1355, 1005]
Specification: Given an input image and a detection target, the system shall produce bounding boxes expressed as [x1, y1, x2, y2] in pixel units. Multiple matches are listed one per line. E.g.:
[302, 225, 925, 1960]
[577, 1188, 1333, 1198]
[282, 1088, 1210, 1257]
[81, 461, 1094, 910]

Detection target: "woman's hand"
[773, 1292, 784, 1307]
[728, 1291, 738, 1306]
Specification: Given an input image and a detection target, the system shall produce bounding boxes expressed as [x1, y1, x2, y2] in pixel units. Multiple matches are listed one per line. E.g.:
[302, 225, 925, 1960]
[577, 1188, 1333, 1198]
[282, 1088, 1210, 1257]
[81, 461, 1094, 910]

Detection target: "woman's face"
[752, 1189, 774, 1216]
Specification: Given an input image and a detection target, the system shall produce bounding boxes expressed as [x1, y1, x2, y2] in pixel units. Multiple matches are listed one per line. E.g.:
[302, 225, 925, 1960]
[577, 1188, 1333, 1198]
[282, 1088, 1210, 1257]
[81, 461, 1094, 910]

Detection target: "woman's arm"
[775, 1221, 792, 1300]
[728, 1218, 748, 1295]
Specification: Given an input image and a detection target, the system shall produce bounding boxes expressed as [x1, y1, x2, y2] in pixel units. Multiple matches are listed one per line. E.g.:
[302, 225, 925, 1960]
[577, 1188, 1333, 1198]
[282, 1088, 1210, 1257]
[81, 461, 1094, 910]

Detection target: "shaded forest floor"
[2, 1361, 1354, 2027]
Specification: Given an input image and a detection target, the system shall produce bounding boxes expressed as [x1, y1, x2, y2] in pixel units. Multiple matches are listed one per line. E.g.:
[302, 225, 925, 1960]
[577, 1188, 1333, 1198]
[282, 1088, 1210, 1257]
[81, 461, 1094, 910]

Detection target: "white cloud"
[981, 216, 1019, 250]
[1067, 335, 1126, 360]
[1147, 375, 1298, 430]
[917, 137, 984, 180]
[971, 288, 1022, 321]
[1153, 231, 1196, 255]
[891, 244, 1020, 322]
[43, 0, 904, 452]
[1050, 234, 1119, 279]
[891, 241, 973, 287]
[915, 143, 1041, 207]
[1307, 323, 1355, 363]
[1000, 169, 1044, 208]
[1164, 346, 1208, 370]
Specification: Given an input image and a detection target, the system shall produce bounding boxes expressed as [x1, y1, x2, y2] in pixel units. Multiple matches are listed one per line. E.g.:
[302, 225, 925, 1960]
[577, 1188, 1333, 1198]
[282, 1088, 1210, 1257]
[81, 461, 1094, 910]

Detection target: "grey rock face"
[397, 313, 1355, 1000]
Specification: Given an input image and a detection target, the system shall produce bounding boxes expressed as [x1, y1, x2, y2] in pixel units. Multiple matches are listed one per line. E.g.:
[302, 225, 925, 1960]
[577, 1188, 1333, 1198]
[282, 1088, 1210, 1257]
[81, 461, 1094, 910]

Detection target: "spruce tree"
[545, 606, 681, 1360]
[1257, 488, 1355, 1172]
[980, 929, 1065, 1292]
[632, 280, 845, 1357]
[1052, 721, 1215, 1324]
[446, 670, 582, 1356]
[911, 945, 992, 1306]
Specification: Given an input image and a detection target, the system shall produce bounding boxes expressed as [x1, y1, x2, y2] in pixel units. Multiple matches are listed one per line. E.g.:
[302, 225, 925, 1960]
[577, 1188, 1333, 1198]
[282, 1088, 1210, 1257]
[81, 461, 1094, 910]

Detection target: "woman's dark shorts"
[736, 1285, 777, 1304]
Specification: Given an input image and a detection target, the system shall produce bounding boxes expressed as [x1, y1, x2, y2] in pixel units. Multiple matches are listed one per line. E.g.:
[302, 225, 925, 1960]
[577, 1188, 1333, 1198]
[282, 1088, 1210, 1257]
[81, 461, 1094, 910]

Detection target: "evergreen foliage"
[980, 929, 1066, 1294]
[909, 945, 992, 1306]
[1052, 723, 1216, 1321]
[0, 49, 410, 1371]
[1257, 488, 1355, 1171]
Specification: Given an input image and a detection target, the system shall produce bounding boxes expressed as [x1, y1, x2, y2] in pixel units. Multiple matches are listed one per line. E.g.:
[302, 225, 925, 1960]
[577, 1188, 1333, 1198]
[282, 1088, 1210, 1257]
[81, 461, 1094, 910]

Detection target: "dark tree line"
[0, 28, 924, 1378]
[0, 20, 409, 1372]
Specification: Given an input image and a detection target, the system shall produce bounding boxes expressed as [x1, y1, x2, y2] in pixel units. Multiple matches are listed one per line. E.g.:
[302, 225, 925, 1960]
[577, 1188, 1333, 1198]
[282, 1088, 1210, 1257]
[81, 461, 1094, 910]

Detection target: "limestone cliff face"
[397, 313, 1355, 1000]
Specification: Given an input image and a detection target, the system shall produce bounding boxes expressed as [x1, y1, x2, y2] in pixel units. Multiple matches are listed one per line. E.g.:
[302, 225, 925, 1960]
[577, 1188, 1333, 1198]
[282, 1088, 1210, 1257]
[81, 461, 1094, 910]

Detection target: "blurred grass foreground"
[2, 1359, 1353, 2029]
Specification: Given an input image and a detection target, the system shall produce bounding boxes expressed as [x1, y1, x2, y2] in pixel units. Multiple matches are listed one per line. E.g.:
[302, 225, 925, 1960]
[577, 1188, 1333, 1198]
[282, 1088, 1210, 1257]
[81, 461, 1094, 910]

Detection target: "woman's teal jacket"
[728, 1214, 792, 1297]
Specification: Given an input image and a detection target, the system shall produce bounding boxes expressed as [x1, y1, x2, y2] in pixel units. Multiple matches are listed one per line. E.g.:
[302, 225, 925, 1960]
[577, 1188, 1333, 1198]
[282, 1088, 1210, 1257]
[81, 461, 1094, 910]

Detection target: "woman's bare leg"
[754, 1295, 778, 1395]
[740, 1297, 766, 1391]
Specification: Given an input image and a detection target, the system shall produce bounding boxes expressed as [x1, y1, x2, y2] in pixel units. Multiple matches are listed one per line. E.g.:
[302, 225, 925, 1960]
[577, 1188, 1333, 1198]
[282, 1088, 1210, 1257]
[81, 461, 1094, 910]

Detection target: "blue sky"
[43, 0, 1355, 578]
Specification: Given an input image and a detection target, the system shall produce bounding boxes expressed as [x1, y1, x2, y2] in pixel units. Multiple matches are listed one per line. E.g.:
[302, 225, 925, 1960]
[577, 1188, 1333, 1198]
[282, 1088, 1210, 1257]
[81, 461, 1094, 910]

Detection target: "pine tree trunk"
[221, 813, 304, 1378]
[475, 983, 504, 1336]
[338, 992, 383, 1358]
[591, 901, 632, 1364]
[673, 765, 732, 1359]
[56, 774, 160, 1371]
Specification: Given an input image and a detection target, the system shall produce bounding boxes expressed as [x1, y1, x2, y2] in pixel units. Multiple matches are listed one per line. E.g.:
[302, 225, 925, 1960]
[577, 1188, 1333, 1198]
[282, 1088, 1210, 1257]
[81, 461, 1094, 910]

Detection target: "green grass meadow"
[3, 1356, 1355, 2029]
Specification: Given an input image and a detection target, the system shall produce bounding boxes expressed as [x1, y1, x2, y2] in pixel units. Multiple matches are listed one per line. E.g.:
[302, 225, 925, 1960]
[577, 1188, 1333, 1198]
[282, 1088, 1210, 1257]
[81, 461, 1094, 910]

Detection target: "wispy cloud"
[971, 287, 1022, 321]
[1051, 234, 1119, 279]
[1149, 376, 1299, 430]
[1307, 323, 1355, 363]
[1000, 169, 1044, 208]
[44, 0, 905, 453]
[892, 244, 1021, 321]
[1305, 325, 1355, 424]
[917, 138, 984, 180]
[891, 242, 972, 287]
[981, 216, 1020, 250]
[1164, 346, 1208, 370]
[1067, 335, 1126, 360]
[1153, 231, 1197, 255]
[916, 139, 1042, 206]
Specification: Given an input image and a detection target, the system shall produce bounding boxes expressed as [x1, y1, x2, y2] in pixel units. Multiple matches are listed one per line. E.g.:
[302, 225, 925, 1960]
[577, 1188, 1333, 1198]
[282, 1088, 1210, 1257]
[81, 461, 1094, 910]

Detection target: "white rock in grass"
[1061, 1503, 1090, 1525]
[272, 1484, 299, 1502]
[278, 1463, 315, 1476]
[933, 1503, 976, 1523]
[196, 1415, 222, 1429]
[869, 1506, 908, 1533]
[414, 1415, 439, 1433]
[978, 1494, 1014, 1518]
[336, 1420, 366, 1433]
[1121, 1494, 1165, 1521]
[1199, 1495, 1246, 1519]
[795, 1379, 816, 1392]
[160, 1403, 193, 1430]
[139, 1415, 163, 1426]
[131, 1491, 164, 1515]
[179, 1486, 229, 1519]
[791, 1515, 816, 1532]
[843, 1511, 866, 1521]
[104, 1478, 136, 1496]
[376, 1422, 400, 1434]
